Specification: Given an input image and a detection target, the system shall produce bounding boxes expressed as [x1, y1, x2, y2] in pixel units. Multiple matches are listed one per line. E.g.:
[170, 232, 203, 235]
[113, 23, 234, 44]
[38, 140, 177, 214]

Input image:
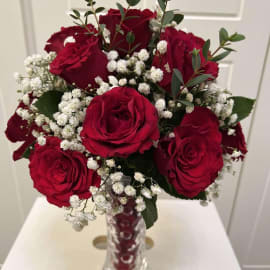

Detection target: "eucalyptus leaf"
[219, 27, 229, 44]
[179, 100, 193, 107]
[229, 33, 246, 42]
[223, 47, 236, 52]
[95, 7, 105, 13]
[230, 96, 255, 122]
[163, 11, 174, 25]
[34, 91, 64, 120]
[158, 0, 166, 11]
[72, 9, 81, 18]
[116, 3, 125, 19]
[211, 50, 231, 62]
[84, 10, 93, 17]
[192, 52, 201, 71]
[126, 0, 141, 6]
[202, 39, 210, 60]
[126, 31, 135, 44]
[171, 69, 183, 99]
[70, 14, 78, 20]
[186, 74, 214, 88]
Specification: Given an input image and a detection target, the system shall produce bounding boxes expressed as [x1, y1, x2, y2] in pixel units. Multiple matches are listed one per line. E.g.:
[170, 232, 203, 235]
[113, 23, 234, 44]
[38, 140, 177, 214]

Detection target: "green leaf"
[163, 11, 174, 25]
[22, 143, 35, 160]
[211, 50, 231, 62]
[116, 24, 124, 35]
[70, 14, 78, 20]
[229, 33, 246, 42]
[116, 3, 125, 19]
[34, 91, 64, 120]
[219, 27, 229, 44]
[95, 7, 105, 13]
[202, 39, 210, 60]
[84, 10, 93, 17]
[158, 0, 166, 11]
[171, 69, 183, 99]
[126, 0, 141, 6]
[178, 100, 193, 107]
[72, 9, 81, 18]
[126, 31, 135, 44]
[99, 24, 106, 32]
[230, 96, 255, 122]
[142, 197, 158, 229]
[192, 50, 201, 71]
[186, 74, 214, 88]
[223, 47, 236, 52]
[173, 13, 184, 24]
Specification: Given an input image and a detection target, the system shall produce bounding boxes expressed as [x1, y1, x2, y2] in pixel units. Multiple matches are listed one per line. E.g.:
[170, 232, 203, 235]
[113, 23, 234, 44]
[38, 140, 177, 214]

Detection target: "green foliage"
[229, 33, 246, 42]
[219, 27, 229, 45]
[95, 7, 105, 13]
[211, 50, 231, 62]
[84, 0, 96, 6]
[191, 49, 201, 71]
[34, 91, 64, 120]
[178, 100, 193, 107]
[72, 9, 81, 18]
[84, 10, 93, 17]
[163, 11, 174, 25]
[158, 0, 166, 11]
[202, 39, 210, 60]
[211, 28, 245, 62]
[142, 196, 158, 229]
[171, 69, 183, 99]
[126, 0, 141, 6]
[22, 143, 35, 160]
[116, 3, 125, 19]
[230, 96, 255, 122]
[186, 74, 214, 88]
[173, 13, 184, 24]
[126, 31, 135, 44]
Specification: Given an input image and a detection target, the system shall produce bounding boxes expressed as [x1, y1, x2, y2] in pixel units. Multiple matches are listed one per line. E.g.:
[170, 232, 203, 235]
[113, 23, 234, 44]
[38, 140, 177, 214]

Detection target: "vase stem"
[103, 198, 148, 270]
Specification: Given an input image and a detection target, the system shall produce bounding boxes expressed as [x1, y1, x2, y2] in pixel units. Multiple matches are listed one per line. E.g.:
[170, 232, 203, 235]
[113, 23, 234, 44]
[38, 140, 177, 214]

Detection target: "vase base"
[103, 258, 148, 270]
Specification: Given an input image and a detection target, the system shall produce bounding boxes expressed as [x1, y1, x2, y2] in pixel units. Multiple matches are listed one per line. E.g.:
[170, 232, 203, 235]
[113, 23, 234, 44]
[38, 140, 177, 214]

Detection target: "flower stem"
[109, 5, 131, 51]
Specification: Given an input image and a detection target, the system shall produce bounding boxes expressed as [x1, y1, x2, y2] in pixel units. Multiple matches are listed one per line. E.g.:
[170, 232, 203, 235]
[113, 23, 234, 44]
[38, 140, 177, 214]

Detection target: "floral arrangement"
[5, 0, 255, 231]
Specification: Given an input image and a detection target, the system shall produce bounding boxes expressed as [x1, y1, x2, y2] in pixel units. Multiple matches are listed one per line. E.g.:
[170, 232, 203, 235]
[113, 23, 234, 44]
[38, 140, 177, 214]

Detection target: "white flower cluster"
[105, 49, 163, 96]
[15, 52, 66, 98]
[64, 189, 114, 232]
[48, 89, 92, 151]
[155, 98, 173, 119]
[204, 83, 237, 127]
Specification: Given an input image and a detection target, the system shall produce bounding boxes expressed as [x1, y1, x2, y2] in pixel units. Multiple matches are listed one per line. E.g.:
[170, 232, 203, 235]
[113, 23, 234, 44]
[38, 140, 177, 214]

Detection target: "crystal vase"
[103, 178, 148, 270]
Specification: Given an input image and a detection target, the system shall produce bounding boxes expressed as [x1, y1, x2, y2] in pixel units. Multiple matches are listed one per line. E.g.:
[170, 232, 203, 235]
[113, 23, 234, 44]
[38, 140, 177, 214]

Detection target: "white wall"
[0, 0, 270, 269]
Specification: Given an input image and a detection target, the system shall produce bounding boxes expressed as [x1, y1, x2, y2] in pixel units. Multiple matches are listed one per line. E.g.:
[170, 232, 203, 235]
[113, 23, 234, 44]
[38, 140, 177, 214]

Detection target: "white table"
[2, 197, 240, 270]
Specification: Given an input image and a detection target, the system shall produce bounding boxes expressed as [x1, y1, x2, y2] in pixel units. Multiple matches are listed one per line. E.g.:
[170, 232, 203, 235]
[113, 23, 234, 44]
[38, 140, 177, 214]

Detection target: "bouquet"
[5, 0, 255, 232]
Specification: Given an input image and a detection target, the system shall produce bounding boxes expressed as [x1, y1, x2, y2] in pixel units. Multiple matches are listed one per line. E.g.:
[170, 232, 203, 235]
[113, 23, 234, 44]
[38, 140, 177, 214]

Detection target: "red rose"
[81, 87, 160, 158]
[44, 25, 97, 54]
[154, 107, 223, 198]
[49, 33, 108, 90]
[99, 9, 155, 56]
[153, 27, 219, 92]
[29, 137, 101, 207]
[221, 123, 247, 160]
[5, 101, 38, 161]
